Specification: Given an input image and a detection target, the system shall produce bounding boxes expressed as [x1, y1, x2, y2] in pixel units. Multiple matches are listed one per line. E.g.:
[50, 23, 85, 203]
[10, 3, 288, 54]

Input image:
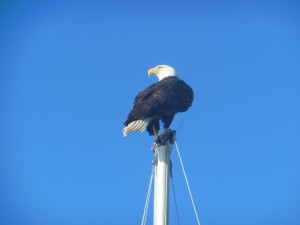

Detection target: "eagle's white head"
[148, 65, 176, 81]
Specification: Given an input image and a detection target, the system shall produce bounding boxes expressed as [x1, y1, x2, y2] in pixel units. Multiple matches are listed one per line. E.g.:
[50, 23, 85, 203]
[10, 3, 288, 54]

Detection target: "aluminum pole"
[153, 131, 175, 225]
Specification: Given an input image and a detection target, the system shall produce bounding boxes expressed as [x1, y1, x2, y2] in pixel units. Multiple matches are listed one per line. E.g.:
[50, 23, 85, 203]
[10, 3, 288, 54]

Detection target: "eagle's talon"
[159, 133, 165, 140]
[155, 136, 162, 144]
[158, 128, 168, 141]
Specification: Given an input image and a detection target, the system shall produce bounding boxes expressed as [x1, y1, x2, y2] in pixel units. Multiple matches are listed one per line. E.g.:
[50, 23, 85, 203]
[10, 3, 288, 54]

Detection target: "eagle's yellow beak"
[148, 68, 159, 76]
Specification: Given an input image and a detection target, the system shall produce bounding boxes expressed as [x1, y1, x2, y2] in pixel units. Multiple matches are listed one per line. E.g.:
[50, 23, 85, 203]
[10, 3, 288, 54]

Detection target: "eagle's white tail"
[123, 118, 153, 137]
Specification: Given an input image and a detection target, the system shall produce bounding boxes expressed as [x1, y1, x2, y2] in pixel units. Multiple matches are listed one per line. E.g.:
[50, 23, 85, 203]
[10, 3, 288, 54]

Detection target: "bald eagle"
[123, 65, 193, 141]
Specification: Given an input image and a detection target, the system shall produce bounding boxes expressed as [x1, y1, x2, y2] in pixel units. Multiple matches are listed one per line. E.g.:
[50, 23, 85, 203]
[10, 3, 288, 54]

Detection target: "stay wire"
[175, 141, 201, 225]
[141, 165, 154, 225]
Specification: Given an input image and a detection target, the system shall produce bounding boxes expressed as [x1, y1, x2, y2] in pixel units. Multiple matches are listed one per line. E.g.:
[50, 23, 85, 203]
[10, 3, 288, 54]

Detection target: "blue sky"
[1, 1, 300, 224]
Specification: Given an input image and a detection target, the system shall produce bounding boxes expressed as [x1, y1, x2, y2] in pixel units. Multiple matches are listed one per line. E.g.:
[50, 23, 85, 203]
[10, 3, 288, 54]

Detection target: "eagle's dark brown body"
[124, 76, 193, 136]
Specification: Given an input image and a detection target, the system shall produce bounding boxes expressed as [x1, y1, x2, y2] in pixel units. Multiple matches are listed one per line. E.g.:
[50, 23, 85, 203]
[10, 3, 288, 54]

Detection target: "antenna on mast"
[152, 130, 175, 225]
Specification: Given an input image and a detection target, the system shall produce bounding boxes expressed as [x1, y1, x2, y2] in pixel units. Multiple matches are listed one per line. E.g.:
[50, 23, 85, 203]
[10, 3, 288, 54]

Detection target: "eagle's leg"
[160, 115, 174, 140]
[152, 124, 159, 140]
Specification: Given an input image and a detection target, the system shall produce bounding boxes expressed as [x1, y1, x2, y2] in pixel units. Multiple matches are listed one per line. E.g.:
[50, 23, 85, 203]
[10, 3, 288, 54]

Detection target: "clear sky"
[1, 1, 300, 225]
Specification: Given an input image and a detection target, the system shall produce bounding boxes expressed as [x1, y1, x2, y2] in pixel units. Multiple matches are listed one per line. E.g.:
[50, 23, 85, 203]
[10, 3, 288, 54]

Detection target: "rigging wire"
[175, 141, 201, 225]
[177, 121, 184, 133]
[141, 165, 154, 225]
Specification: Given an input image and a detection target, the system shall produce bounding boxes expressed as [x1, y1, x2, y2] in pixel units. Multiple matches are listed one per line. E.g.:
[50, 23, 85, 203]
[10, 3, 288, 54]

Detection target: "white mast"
[152, 130, 175, 225]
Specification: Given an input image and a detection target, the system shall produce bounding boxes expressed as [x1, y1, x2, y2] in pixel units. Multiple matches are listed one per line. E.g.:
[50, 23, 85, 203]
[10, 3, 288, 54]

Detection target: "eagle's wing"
[124, 77, 193, 127]
[133, 82, 157, 102]
[124, 82, 165, 125]
[130, 89, 163, 119]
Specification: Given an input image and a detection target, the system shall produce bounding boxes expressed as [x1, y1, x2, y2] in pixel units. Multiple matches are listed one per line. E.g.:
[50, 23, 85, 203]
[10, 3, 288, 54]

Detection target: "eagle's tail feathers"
[123, 118, 153, 137]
